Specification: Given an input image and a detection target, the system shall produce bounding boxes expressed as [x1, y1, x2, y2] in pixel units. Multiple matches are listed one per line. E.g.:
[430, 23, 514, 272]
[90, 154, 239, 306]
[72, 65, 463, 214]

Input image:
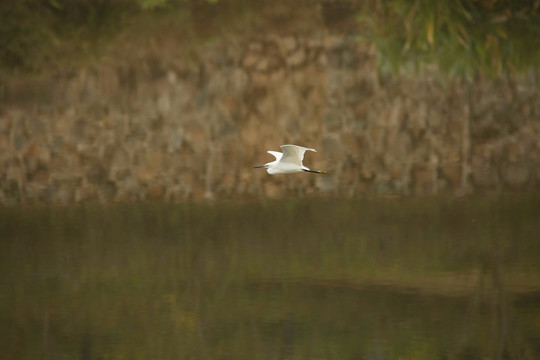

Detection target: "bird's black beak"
[253, 165, 266, 169]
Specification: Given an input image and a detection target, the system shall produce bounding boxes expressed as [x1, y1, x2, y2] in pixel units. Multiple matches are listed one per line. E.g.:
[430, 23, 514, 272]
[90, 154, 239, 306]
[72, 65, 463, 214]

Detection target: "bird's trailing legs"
[302, 169, 327, 174]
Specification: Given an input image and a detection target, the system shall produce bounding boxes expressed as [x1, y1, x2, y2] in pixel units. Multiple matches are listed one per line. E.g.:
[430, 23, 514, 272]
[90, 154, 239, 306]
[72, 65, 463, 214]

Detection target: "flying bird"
[254, 144, 327, 175]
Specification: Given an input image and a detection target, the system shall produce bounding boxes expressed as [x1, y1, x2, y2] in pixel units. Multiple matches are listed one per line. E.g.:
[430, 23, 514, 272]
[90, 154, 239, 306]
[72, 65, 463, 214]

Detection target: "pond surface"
[1, 197, 540, 360]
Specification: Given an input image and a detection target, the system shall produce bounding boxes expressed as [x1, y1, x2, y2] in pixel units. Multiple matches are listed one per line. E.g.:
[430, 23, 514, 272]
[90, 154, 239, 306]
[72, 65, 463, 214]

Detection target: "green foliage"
[1, 0, 539, 78]
[359, 0, 540, 78]
[0, 3, 52, 70]
[0, 0, 234, 73]
[0, 0, 138, 72]
[139, 0, 170, 9]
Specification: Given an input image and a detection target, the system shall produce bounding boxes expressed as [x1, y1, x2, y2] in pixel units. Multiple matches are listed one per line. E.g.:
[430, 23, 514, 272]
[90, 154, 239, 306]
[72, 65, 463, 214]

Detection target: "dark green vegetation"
[358, 0, 540, 78]
[1, 197, 539, 359]
[1, 0, 539, 78]
[0, 0, 137, 72]
[0, 0, 255, 74]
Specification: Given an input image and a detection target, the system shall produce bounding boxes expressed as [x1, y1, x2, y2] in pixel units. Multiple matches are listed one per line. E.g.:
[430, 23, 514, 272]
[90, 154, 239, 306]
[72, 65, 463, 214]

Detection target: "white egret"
[254, 144, 327, 175]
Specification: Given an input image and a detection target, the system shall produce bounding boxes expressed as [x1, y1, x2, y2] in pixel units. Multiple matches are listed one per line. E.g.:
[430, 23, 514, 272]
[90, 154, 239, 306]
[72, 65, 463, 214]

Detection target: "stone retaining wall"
[1, 34, 539, 203]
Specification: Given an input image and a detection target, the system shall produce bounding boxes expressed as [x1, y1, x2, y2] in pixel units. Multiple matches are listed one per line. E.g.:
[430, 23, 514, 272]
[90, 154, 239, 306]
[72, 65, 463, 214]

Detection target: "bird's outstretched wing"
[267, 151, 283, 161]
[280, 145, 316, 166]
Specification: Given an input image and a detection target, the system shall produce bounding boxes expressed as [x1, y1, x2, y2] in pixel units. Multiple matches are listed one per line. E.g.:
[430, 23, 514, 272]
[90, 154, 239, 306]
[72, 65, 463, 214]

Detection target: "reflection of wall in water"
[1, 34, 539, 203]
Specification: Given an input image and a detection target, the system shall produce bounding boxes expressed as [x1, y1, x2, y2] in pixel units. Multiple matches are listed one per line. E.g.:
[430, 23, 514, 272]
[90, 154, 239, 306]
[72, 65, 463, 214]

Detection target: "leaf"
[491, 15, 508, 23]
[427, 14, 435, 45]
[48, 0, 63, 10]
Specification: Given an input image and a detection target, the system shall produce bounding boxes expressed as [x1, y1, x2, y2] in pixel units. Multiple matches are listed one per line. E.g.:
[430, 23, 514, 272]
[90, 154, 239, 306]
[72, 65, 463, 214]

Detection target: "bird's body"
[254, 144, 327, 175]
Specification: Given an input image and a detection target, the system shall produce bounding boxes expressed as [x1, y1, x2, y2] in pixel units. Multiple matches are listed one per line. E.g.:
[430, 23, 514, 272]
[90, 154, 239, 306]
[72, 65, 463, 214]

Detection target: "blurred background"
[1, 1, 540, 360]
[1, 0, 539, 202]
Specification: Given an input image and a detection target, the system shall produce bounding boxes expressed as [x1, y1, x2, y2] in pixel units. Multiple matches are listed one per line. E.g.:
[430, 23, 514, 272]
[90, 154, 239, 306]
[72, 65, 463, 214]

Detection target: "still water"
[1, 197, 539, 360]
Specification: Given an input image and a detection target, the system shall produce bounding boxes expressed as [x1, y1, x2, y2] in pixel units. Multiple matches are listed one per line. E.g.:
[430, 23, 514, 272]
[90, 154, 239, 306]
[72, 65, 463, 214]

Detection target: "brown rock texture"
[1, 34, 539, 204]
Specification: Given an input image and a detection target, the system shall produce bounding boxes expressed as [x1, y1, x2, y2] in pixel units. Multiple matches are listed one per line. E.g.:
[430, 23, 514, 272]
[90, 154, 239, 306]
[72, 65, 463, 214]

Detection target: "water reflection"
[1, 197, 539, 359]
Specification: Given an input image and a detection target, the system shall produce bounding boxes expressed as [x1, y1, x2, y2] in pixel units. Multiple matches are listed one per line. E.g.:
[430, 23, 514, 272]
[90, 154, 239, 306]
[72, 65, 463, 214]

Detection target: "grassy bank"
[1, 0, 539, 79]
